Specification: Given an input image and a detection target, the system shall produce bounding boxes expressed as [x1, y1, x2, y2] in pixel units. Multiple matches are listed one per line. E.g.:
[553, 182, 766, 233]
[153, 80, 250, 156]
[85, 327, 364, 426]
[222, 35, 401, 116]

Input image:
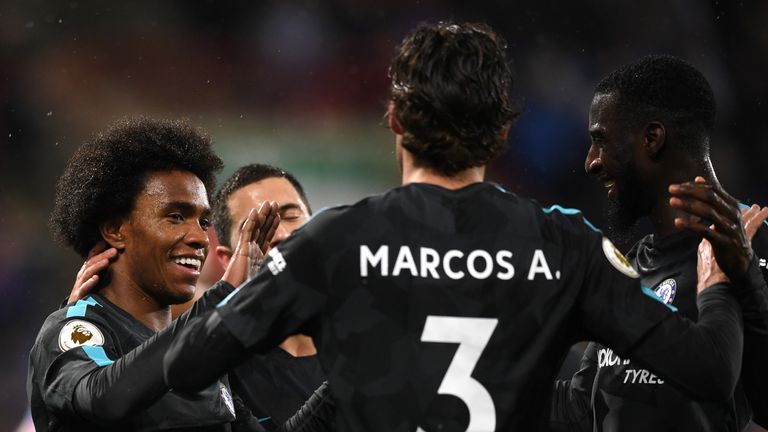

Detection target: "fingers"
[86, 240, 110, 259]
[70, 246, 118, 302]
[674, 216, 731, 246]
[233, 207, 260, 257]
[669, 178, 743, 246]
[696, 238, 728, 293]
[255, 202, 279, 248]
[744, 206, 768, 242]
[669, 182, 738, 225]
[259, 212, 280, 252]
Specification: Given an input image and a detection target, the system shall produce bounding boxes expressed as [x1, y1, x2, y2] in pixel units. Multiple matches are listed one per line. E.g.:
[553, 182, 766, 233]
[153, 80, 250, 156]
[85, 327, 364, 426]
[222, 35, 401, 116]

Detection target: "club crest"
[654, 278, 677, 304]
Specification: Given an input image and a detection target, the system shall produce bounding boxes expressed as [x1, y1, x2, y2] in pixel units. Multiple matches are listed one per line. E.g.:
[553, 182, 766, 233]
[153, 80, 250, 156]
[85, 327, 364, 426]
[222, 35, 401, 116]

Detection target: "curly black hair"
[212, 163, 311, 248]
[50, 117, 224, 258]
[595, 54, 716, 155]
[389, 21, 519, 176]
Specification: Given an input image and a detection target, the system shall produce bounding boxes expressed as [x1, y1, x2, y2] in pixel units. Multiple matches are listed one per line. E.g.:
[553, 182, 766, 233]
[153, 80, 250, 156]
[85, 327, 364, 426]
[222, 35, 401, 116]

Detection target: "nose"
[270, 223, 290, 248]
[186, 221, 210, 252]
[584, 144, 602, 175]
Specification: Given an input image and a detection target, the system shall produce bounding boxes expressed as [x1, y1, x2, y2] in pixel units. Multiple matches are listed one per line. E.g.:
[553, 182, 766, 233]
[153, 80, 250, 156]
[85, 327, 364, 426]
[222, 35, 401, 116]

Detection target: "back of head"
[212, 163, 310, 248]
[50, 117, 224, 258]
[595, 54, 716, 155]
[389, 21, 519, 176]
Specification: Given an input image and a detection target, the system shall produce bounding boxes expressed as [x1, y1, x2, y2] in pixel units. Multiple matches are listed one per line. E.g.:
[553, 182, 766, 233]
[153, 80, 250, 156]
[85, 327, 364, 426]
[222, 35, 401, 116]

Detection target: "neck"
[279, 334, 317, 357]
[100, 265, 173, 333]
[649, 155, 719, 237]
[401, 149, 485, 189]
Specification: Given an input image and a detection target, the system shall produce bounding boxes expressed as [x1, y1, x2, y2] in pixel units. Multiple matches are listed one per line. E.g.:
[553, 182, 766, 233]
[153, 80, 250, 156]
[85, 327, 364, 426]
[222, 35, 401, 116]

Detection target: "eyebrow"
[278, 202, 304, 213]
[163, 201, 211, 215]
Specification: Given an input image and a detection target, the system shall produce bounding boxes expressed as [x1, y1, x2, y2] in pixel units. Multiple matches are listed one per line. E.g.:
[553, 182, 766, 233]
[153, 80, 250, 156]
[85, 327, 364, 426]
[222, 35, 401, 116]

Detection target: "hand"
[221, 201, 280, 287]
[669, 176, 752, 279]
[694, 203, 768, 294]
[68, 240, 118, 303]
[742, 203, 768, 242]
[697, 239, 726, 293]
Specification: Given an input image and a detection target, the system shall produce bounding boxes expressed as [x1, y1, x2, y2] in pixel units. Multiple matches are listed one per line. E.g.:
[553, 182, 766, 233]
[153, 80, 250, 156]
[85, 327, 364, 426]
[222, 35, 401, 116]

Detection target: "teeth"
[174, 257, 202, 271]
[604, 181, 615, 188]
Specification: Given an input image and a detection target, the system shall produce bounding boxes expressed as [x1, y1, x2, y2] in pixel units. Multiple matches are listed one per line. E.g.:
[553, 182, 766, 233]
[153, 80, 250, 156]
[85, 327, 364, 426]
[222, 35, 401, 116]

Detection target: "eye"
[281, 208, 304, 221]
[200, 218, 212, 230]
[168, 213, 184, 223]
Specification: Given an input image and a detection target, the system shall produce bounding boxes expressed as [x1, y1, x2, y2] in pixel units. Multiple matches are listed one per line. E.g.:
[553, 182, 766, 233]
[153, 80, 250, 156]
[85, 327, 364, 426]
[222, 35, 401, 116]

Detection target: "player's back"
[311, 182, 626, 431]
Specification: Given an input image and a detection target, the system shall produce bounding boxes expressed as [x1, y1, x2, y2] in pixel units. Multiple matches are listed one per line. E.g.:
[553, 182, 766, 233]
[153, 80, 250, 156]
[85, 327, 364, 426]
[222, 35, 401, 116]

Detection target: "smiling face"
[118, 170, 211, 305]
[585, 93, 652, 230]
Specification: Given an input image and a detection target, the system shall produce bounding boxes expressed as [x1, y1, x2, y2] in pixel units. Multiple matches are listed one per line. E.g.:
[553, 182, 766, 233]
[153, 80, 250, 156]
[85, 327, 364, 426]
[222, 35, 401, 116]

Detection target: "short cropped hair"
[595, 54, 716, 154]
[389, 21, 519, 176]
[50, 117, 224, 258]
[212, 164, 311, 248]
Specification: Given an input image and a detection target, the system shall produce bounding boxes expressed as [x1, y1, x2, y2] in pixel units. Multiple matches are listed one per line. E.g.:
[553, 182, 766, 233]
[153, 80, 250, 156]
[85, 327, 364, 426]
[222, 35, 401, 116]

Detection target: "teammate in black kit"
[163, 22, 760, 431]
[211, 164, 327, 429]
[28, 118, 277, 431]
[550, 55, 768, 432]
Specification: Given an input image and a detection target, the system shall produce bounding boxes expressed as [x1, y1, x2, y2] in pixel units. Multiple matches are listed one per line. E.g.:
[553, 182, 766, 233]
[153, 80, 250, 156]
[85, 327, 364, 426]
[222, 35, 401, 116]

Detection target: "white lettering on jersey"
[393, 246, 418, 276]
[496, 250, 515, 280]
[467, 250, 493, 279]
[360, 245, 389, 277]
[598, 347, 665, 385]
[358, 245, 552, 282]
[443, 249, 465, 280]
[267, 248, 287, 275]
[527, 249, 553, 280]
[420, 247, 441, 279]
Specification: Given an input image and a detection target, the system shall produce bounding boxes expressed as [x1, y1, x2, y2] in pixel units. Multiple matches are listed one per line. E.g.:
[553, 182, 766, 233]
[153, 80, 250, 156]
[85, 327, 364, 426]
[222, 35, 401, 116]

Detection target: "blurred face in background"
[216, 176, 310, 269]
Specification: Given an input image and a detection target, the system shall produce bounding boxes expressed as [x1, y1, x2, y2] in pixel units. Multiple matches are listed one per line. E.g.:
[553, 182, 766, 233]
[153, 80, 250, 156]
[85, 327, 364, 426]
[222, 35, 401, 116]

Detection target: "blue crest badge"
[654, 278, 677, 304]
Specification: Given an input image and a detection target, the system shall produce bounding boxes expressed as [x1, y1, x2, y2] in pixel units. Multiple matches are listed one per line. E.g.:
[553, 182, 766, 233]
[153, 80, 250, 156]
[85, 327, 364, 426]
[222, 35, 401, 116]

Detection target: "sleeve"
[42, 283, 239, 424]
[282, 381, 336, 432]
[574, 226, 744, 402]
[230, 389, 268, 432]
[736, 231, 768, 427]
[164, 219, 330, 393]
[36, 315, 121, 417]
[549, 343, 597, 432]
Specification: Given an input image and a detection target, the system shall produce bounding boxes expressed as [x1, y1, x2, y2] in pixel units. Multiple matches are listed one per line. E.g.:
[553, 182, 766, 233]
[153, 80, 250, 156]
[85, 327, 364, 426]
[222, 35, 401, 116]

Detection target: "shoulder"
[32, 296, 113, 359]
[537, 204, 602, 236]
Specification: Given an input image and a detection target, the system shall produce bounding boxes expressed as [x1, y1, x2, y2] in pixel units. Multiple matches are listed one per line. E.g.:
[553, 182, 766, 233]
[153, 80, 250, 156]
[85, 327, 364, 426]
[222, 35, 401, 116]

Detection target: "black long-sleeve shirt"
[551, 219, 768, 432]
[28, 281, 261, 431]
[163, 183, 748, 431]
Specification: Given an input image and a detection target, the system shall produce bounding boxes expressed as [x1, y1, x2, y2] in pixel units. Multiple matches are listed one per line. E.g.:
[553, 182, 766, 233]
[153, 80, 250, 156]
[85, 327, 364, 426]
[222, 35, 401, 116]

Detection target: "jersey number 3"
[417, 316, 498, 432]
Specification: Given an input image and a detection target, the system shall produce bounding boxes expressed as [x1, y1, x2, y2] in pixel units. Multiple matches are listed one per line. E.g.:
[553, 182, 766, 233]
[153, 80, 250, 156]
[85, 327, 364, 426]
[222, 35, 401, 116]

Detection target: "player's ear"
[387, 101, 404, 135]
[215, 245, 233, 271]
[644, 121, 666, 159]
[99, 218, 126, 251]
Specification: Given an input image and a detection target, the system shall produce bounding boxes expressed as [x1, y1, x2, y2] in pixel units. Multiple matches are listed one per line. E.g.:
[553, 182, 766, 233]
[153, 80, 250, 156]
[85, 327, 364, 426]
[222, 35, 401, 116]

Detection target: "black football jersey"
[230, 349, 326, 430]
[165, 182, 747, 432]
[28, 289, 238, 431]
[551, 213, 768, 432]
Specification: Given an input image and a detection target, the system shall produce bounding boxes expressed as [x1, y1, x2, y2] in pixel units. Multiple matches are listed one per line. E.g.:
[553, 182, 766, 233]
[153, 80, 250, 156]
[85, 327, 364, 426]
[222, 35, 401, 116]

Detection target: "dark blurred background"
[2, 1, 766, 429]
